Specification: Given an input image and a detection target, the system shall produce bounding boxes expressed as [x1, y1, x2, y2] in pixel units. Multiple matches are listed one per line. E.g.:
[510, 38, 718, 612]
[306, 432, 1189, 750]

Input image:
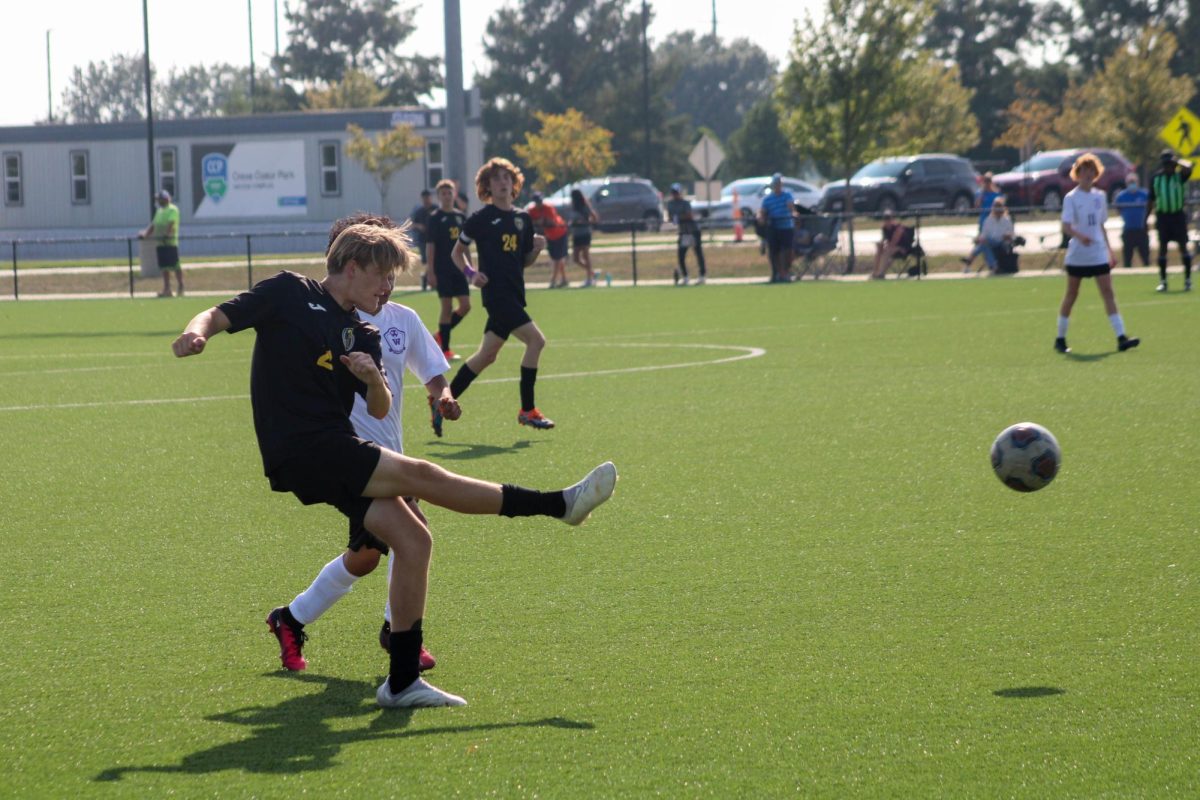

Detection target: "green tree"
[514, 109, 616, 188]
[59, 54, 148, 123]
[304, 69, 389, 110]
[656, 32, 777, 141]
[1066, 0, 1187, 75]
[161, 64, 299, 118]
[886, 59, 979, 155]
[276, 0, 439, 105]
[725, 98, 798, 178]
[777, 0, 929, 268]
[344, 123, 425, 216]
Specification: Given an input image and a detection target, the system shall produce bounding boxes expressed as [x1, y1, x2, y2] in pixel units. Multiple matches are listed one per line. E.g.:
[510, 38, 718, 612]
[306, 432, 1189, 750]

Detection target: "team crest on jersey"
[514, 217, 525, 232]
[384, 327, 407, 354]
[341, 327, 355, 352]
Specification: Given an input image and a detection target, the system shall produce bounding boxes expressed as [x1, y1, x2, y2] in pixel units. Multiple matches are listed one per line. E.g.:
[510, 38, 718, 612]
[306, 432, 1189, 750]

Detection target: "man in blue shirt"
[758, 173, 796, 283]
[1114, 174, 1150, 269]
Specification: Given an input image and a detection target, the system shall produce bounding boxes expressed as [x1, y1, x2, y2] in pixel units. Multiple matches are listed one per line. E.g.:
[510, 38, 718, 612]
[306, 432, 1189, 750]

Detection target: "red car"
[993, 148, 1134, 210]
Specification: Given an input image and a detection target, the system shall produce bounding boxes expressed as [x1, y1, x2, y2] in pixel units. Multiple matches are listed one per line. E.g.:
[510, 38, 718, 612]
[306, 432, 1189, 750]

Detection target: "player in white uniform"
[266, 216, 458, 675]
[1055, 153, 1140, 354]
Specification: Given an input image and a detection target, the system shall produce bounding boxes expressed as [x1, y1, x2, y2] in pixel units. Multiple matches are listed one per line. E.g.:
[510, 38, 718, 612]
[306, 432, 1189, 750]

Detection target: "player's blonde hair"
[435, 178, 456, 192]
[1069, 153, 1104, 181]
[475, 157, 525, 202]
[326, 222, 415, 276]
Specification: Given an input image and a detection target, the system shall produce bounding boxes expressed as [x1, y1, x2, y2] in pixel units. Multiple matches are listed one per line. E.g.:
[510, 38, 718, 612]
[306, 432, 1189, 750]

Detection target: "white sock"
[1108, 313, 1126, 337]
[289, 555, 359, 625]
[383, 550, 394, 625]
[1056, 315, 1069, 338]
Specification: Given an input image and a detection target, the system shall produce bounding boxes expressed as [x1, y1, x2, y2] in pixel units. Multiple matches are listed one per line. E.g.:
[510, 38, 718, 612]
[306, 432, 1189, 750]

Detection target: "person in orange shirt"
[528, 192, 571, 288]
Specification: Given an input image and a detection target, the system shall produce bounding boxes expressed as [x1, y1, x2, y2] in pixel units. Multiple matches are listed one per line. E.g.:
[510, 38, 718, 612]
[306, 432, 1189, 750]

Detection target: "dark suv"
[820, 154, 979, 214]
[544, 176, 664, 231]
[993, 148, 1133, 210]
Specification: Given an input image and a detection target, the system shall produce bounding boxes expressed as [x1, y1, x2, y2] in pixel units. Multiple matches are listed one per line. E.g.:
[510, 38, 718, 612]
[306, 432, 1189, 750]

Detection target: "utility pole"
[642, 0, 651, 178]
[712, 0, 717, 39]
[45, 30, 52, 122]
[142, 0, 156, 216]
[248, 0, 257, 112]
[274, 0, 280, 58]
[444, 0, 467, 190]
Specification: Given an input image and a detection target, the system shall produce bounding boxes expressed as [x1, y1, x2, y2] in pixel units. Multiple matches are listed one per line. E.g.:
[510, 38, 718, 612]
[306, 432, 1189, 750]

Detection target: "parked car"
[543, 176, 664, 231]
[820, 154, 979, 214]
[692, 176, 823, 225]
[993, 148, 1133, 210]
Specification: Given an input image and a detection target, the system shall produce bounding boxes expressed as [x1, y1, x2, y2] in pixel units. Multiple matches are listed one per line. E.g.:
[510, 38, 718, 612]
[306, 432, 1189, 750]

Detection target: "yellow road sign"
[1159, 106, 1200, 157]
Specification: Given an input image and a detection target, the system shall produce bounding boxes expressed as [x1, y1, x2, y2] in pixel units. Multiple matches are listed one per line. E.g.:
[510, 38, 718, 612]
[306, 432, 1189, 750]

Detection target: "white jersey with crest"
[1062, 186, 1109, 266]
[350, 302, 449, 453]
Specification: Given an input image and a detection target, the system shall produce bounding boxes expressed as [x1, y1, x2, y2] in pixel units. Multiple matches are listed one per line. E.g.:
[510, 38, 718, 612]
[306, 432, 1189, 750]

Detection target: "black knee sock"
[520, 366, 537, 412]
[450, 311, 464, 329]
[388, 619, 423, 693]
[438, 323, 452, 351]
[1183, 250, 1193, 279]
[1159, 258, 1168, 281]
[280, 605, 303, 629]
[449, 364, 477, 399]
[500, 484, 567, 518]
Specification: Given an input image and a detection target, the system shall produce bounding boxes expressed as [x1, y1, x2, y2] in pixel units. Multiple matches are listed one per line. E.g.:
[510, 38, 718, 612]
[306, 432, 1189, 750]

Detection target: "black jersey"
[217, 271, 384, 474]
[427, 208, 467, 274]
[459, 204, 535, 307]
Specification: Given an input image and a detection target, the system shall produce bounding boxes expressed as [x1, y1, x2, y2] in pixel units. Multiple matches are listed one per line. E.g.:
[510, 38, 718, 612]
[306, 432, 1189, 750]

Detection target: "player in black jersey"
[172, 222, 616, 708]
[425, 179, 471, 361]
[448, 157, 555, 429]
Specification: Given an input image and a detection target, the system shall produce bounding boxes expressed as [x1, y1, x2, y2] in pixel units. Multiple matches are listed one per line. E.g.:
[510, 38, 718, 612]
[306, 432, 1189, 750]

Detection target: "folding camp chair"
[889, 225, 927, 278]
[792, 214, 842, 279]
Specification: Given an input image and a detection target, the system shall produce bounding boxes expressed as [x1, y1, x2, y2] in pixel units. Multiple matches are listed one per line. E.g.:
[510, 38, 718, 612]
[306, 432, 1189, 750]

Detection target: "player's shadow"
[992, 686, 1066, 698]
[94, 672, 592, 782]
[426, 439, 539, 460]
[1064, 350, 1114, 362]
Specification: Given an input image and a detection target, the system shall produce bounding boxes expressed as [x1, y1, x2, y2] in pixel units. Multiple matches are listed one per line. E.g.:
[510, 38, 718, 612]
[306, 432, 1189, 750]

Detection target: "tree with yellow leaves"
[344, 123, 424, 216]
[514, 109, 615, 189]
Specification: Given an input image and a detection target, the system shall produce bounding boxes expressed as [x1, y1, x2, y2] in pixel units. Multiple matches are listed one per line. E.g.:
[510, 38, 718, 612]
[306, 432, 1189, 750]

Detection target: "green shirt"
[152, 203, 180, 246]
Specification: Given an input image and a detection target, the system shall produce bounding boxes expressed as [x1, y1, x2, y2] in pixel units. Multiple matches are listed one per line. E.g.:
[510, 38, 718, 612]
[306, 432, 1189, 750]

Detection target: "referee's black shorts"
[1156, 211, 1189, 246]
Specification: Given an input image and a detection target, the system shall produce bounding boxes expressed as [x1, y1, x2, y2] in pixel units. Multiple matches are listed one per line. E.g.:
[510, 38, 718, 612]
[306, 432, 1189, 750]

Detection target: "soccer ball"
[990, 422, 1061, 492]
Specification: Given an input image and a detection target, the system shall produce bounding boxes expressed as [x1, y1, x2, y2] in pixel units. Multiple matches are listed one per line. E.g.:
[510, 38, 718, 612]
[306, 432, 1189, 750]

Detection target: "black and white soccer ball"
[990, 422, 1061, 492]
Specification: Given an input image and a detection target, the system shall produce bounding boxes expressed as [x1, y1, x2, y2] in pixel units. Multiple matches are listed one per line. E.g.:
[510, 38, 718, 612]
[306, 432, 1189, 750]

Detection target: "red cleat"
[517, 407, 556, 429]
[266, 607, 308, 671]
[379, 620, 437, 671]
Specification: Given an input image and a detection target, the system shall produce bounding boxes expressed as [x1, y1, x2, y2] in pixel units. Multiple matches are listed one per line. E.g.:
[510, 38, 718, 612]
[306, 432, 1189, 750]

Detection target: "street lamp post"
[142, 0, 156, 216]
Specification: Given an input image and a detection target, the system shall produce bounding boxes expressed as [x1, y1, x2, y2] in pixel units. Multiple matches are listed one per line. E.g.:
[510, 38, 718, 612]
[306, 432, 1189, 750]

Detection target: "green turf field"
[0, 276, 1196, 798]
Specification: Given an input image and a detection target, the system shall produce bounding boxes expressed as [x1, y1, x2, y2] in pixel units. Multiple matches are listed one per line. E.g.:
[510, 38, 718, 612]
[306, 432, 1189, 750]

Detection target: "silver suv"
[544, 176, 664, 231]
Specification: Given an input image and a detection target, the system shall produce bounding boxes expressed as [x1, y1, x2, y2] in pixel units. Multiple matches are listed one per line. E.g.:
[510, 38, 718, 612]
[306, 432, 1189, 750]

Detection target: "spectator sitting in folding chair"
[869, 212, 914, 279]
[961, 197, 1015, 274]
[792, 209, 841, 279]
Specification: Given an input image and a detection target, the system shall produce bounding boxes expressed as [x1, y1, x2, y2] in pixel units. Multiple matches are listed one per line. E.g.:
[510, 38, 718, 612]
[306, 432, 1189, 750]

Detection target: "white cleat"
[561, 461, 618, 526]
[377, 677, 467, 708]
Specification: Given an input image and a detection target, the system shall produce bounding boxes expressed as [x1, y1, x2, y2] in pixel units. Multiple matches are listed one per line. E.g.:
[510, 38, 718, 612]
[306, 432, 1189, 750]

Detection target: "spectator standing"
[1115, 174, 1150, 269]
[528, 192, 571, 288]
[666, 183, 707, 285]
[961, 198, 1014, 273]
[758, 173, 796, 283]
[976, 172, 1001, 229]
[1149, 150, 1194, 291]
[570, 188, 600, 287]
[140, 190, 184, 297]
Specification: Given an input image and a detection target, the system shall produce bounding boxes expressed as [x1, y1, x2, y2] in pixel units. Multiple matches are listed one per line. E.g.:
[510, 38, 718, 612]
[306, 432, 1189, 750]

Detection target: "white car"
[692, 176, 823, 226]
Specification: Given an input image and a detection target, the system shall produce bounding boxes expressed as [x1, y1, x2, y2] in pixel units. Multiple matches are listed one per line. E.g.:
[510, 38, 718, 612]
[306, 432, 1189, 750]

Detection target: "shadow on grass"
[95, 672, 592, 782]
[1064, 351, 1114, 362]
[993, 686, 1066, 698]
[424, 439, 538, 460]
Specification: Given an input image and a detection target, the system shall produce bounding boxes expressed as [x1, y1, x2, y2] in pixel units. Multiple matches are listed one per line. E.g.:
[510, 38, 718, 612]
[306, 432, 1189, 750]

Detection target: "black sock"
[1183, 254, 1193, 280]
[1160, 260, 1168, 281]
[281, 605, 303, 629]
[438, 323, 452, 352]
[520, 366, 537, 412]
[500, 484, 567, 518]
[449, 364, 477, 399]
[450, 311, 464, 329]
[388, 619, 423, 693]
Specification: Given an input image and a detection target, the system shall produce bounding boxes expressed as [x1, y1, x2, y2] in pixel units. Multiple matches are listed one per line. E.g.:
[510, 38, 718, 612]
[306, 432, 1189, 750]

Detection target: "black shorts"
[547, 235, 568, 261]
[767, 227, 794, 258]
[347, 498, 426, 554]
[156, 245, 180, 270]
[434, 264, 470, 298]
[1156, 212, 1189, 245]
[483, 297, 533, 340]
[1066, 264, 1111, 278]
[572, 232, 592, 249]
[267, 433, 381, 531]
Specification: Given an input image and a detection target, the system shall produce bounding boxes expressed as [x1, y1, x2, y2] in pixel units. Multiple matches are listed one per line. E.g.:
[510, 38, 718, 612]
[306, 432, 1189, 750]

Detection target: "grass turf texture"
[0, 276, 1196, 797]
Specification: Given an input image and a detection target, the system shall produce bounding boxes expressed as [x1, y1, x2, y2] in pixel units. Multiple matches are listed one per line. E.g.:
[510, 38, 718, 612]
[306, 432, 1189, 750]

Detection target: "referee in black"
[1149, 149, 1193, 292]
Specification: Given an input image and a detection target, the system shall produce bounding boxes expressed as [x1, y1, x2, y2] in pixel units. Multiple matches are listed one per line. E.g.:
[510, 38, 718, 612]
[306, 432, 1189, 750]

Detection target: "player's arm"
[524, 235, 546, 267]
[452, 239, 486, 287]
[172, 307, 231, 357]
[424, 374, 462, 421]
[425, 242, 437, 288]
[341, 351, 391, 419]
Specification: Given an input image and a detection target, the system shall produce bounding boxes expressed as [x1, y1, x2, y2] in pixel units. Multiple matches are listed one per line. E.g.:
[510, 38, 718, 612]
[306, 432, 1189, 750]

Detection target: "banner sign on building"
[190, 140, 307, 217]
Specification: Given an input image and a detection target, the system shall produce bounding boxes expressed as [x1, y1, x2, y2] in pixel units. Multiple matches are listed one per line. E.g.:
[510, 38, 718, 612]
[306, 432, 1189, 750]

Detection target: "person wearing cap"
[1148, 149, 1193, 291]
[758, 173, 797, 283]
[665, 183, 706, 285]
[139, 190, 183, 297]
[527, 191, 570, 288]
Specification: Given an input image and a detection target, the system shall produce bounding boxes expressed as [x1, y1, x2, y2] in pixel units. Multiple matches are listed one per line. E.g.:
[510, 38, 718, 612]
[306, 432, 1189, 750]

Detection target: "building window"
[70, 150, 90, 205]
[3, 152, 21, 206]
[158, 146, 177, 198]
[425, 139, 444, 188]
[319, 141, 340, 196]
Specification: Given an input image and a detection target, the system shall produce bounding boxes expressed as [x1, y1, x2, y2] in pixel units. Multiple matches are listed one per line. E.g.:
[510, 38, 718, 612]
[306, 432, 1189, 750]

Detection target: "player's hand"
[471, 271, 489, 288]
[438, 396, 461, 421]
[172, 332, 207, 357]
[340, 351, 382, 383]
[532, 234, 546, 253]
[1077, 235, 1092, 246]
